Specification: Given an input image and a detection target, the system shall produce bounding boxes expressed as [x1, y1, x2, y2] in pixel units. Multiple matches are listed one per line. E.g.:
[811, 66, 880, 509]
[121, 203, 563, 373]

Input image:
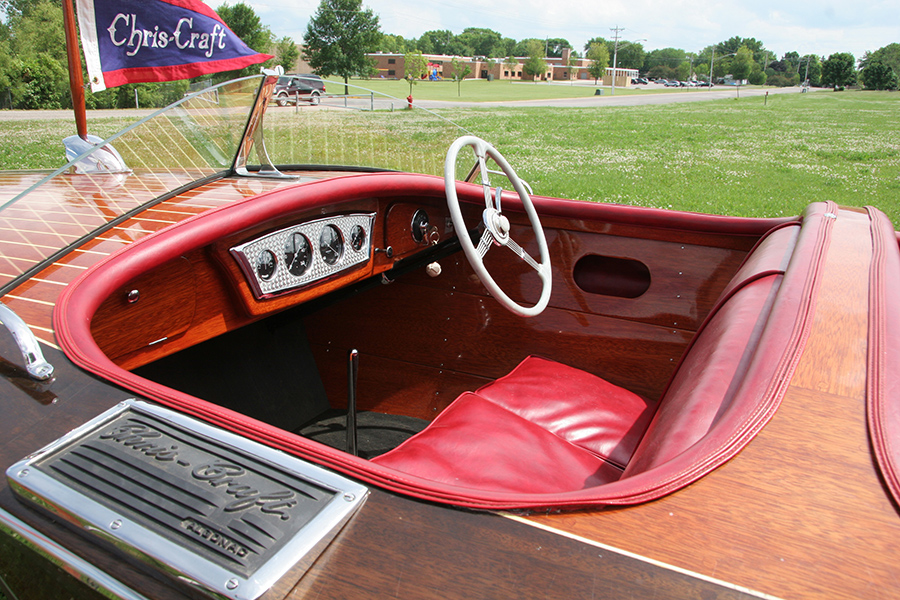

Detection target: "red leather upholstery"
[373, 357, 653, 492]
[373, 393, 624, 493]
[473, 356, 653, 469]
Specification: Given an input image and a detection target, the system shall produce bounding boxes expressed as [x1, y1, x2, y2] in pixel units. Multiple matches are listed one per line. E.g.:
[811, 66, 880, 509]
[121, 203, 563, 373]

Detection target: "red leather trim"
[372, 392, 624, 493]
[472, 355, 653, 469]
[53, 171, 834, 510]
[866, 206, 900, 508]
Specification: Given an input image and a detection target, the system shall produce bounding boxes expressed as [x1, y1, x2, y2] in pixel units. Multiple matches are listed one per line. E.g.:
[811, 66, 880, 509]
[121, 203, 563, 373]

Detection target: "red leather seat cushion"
[475, 356, 654, 469]
[372, 393, 623, 494]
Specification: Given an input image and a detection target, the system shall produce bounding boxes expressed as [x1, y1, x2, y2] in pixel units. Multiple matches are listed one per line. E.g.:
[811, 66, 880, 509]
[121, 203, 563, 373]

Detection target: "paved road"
[0, 86, 821, 120]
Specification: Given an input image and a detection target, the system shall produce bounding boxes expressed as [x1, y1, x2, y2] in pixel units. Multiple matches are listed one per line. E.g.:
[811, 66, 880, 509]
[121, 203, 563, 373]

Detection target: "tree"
[748, 62, 767, 85]
[545, 38, 572, 59]
[860, 60, 899, 90]
[522, 39, 547, 81]
[822, 52, 856, 89]
[304, 0, 381, 94]
[217, 2, 273, 79]
[457, 27, 502, 57]
[860, 43, 900, 77]
[644, 47, 687, 74]
[587, 37, 645, 71]
[799, 55, 822, 86]
[403, 50, 427, 96]
[449, 56, 471, 96]
[566, 50, 580, 81]
[378, 34, 409, 54]
[730, 46, 753, 88]
[417, 30, 467, 56]
[512, 38, 543, 57]
[586, 42, 608, 84]
[273, 37, 299, 73]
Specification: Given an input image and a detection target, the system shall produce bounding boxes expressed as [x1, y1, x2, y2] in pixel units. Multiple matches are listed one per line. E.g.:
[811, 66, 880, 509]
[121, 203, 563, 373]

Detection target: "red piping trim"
[866, 206, 900, 508]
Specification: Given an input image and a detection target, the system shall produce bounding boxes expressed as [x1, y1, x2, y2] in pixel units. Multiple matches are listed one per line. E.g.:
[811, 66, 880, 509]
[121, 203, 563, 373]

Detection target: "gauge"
[319, 224, 343, 266]
[349, 224, 366, 252]
[256, 249, 276, 281]
[411, 209, 430, 244]
[284, 232, 312, 276]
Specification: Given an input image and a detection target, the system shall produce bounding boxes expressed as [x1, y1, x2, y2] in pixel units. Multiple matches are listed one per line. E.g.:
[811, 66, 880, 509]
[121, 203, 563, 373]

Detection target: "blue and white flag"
[77, 0, 273, 92]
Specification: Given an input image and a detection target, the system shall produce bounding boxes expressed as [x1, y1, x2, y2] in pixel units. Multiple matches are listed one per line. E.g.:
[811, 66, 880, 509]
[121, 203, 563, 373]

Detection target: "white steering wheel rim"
[444, 135, 552, 317]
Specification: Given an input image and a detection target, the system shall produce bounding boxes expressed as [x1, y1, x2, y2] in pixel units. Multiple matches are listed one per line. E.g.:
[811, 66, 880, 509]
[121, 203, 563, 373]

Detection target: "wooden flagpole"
[62, 0, 88, 141]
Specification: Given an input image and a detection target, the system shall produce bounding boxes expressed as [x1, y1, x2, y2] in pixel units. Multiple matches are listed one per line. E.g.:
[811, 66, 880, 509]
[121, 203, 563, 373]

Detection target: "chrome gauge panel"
[231, 213, 375, 297]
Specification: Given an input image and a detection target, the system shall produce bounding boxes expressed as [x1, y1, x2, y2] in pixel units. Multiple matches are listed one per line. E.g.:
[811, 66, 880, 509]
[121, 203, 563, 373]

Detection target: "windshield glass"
[260, 79, 472, 177]
[0, 76, 260, 290]
[0, 76, 492, 294]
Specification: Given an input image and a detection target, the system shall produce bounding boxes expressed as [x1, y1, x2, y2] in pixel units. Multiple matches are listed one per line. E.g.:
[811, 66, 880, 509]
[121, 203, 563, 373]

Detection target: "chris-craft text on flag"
[76, 0, 273, 92]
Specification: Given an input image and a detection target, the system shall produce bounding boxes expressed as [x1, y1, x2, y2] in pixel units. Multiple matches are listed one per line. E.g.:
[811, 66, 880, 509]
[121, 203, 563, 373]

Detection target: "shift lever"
[347, 349, 359, 456]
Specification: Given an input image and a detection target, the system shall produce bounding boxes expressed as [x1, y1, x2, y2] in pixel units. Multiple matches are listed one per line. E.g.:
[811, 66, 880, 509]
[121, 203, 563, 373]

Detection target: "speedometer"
[319, 224, 343, 266]
[284, 232, 312, 276]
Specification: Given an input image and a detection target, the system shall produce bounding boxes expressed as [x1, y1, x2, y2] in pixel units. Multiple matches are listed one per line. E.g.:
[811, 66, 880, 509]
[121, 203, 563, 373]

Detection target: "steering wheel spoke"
[476, 228, 494, 258]
[505, 235, 542, 273]
[444, 135, 552, 317]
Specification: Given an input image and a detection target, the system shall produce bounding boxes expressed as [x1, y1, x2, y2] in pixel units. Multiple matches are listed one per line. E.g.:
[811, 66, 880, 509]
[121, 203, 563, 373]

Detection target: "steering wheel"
[444, 135, 552, 317]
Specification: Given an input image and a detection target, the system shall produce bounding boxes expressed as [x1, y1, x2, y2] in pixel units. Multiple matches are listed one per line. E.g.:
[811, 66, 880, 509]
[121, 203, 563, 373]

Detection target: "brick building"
[367, 48, 638, 87]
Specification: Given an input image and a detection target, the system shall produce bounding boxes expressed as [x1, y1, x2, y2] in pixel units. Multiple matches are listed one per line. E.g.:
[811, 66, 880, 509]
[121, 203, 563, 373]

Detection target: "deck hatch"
[7, 400, 367, 600]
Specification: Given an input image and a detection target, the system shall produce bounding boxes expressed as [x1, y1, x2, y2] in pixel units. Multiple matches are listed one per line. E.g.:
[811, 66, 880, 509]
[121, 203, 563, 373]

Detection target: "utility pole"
[610, 25, 624, 95]
[709, 48, 715, 90]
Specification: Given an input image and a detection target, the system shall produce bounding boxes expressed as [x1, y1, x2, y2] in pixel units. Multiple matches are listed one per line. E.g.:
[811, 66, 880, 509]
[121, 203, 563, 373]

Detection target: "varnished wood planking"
[525, 208, 898, 600]
[305, 279, 691, 402]
[285, 488, 760, 600]
[790, 209, 870, 399]
[0, 173, 307, 355]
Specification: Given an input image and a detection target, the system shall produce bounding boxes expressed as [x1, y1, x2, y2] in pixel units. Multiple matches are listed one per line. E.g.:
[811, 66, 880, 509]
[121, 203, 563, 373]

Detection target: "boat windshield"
[0, 75, 472, 294]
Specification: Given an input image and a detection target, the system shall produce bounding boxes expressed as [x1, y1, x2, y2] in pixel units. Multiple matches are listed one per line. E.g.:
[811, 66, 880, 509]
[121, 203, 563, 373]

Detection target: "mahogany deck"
[0, 170, 309, 347]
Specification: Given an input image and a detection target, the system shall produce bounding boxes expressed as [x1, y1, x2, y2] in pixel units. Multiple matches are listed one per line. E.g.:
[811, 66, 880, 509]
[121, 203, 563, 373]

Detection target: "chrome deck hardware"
[0, 302, 54, 380]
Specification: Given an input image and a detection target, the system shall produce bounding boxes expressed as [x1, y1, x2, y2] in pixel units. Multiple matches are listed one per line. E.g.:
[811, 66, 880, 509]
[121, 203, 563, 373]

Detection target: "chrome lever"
[347, 349, 359, 457]
[0, 302, 54, 381]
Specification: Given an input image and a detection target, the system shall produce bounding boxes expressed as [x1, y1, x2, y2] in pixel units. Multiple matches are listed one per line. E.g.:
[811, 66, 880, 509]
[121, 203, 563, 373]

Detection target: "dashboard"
[231, 213, 376, 298]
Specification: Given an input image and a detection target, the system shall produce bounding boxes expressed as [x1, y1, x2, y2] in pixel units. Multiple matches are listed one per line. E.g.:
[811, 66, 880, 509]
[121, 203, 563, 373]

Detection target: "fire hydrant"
[407, 95, 413, 109]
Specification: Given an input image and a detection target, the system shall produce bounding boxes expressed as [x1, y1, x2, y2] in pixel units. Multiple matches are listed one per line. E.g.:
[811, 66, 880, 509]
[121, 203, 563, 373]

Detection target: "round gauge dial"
[256, 249, 276, 281]
[349, 224, 366, 252]
[319, 224, 344, 265]
[411, 209, 430, 243]
[284, 232, 312, 276]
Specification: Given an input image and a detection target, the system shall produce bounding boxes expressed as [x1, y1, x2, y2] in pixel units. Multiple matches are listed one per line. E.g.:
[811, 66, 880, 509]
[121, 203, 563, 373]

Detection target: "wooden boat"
[1, 73, 899, 600]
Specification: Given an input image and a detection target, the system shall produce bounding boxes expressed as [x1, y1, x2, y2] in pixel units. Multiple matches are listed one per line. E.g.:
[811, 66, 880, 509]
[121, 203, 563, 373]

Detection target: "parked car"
[664, 80, 680, 87]
[274, 74, 325, 106]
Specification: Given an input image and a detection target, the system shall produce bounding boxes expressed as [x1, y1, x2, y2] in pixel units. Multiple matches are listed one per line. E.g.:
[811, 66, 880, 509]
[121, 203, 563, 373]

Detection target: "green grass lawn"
[2, 90, 898, 225]
[440, 91, 900, 223]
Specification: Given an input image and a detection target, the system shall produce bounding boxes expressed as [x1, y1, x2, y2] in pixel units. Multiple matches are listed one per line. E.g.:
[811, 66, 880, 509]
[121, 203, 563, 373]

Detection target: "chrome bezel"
[231, 213, 375, 298]
[6, 400, 368, 600]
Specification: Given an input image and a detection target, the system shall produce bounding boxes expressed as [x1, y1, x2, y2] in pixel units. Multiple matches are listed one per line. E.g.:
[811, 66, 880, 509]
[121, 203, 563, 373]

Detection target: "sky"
[225, 0, 899, 61]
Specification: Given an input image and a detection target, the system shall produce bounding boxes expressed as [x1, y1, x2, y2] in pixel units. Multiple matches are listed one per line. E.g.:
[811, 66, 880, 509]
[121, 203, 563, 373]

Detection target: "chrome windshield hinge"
[0, 302, 54, 380]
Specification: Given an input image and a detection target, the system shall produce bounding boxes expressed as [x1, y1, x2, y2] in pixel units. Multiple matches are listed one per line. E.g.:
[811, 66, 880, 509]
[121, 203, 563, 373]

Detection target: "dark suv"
[274, 74, 325, 106]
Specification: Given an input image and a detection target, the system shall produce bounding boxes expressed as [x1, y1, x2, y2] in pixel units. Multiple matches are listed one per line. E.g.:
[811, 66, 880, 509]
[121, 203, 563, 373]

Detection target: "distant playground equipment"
[428, 63, 442, 81]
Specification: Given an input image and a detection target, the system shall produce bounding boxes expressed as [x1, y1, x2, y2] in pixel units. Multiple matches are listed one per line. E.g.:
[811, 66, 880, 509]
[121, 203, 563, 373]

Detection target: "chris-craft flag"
[76, 0, 273, 92]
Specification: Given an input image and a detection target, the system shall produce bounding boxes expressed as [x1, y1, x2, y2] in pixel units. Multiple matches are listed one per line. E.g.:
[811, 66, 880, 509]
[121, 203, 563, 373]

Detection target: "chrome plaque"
[7, 400, 367, 600]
